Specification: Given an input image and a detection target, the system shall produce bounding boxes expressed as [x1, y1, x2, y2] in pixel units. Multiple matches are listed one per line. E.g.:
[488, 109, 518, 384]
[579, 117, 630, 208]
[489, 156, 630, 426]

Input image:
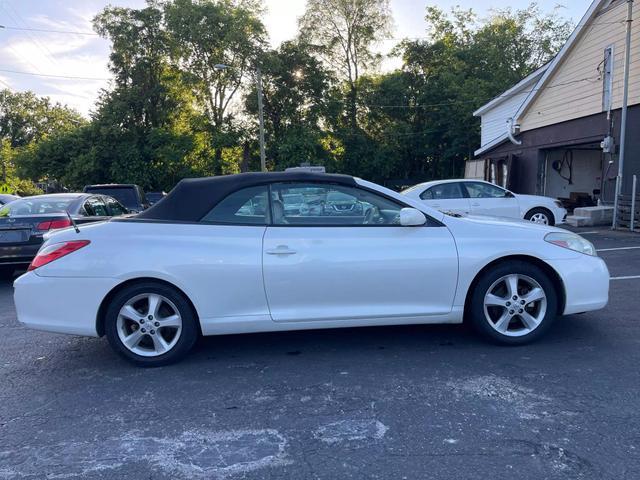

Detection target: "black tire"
[104, 281, 199, 367]
[524, 207, 555, 226]
[468, 261, 559, 345]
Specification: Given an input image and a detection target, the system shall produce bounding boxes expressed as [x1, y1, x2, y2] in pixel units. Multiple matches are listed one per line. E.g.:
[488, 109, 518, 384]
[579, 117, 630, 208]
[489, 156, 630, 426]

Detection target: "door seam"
[260, 226, 275, 321]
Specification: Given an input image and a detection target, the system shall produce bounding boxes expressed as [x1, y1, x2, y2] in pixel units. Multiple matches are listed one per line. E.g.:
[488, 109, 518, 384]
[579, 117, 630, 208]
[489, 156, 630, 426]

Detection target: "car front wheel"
[525, 208, 554, 226]
[105, 282, 199, 367]
[469, 261, 559, 345]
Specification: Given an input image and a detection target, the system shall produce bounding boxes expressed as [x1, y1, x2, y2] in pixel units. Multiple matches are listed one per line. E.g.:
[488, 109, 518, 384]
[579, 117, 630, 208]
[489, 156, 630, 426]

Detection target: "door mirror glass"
[400, 208, 426, 226]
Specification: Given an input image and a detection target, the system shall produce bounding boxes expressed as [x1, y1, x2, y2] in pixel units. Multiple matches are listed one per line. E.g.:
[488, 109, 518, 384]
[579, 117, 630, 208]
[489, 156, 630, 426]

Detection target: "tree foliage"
[10, 1, 572, 193]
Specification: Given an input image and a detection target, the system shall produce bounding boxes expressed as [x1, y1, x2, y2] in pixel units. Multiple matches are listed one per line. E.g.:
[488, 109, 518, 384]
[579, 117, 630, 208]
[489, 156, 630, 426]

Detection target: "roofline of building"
[474, 133, 509, 157]
[512, 0, 607, 123]
[472, 64, 550, 117]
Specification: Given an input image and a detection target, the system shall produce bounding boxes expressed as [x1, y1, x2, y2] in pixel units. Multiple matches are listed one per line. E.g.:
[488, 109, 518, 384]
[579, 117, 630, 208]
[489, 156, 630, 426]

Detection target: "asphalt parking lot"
[1, 226, 640, 479]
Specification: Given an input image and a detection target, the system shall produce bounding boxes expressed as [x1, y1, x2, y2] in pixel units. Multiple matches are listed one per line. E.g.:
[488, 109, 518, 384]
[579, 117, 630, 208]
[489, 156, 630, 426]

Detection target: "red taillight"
[36, 219, 73, 231]
[28, 240, 90, 271]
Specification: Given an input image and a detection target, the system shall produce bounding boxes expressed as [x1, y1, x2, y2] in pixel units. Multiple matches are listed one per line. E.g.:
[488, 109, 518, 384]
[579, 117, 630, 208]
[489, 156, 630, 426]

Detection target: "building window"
[602, 46, 614, 112]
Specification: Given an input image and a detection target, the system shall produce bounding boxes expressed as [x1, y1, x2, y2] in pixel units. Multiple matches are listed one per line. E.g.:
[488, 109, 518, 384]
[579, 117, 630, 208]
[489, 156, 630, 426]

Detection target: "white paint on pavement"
[448, 375, 551, 420]
[314, 419, 388, 444]
[597, 246, 640, 252]
[0, 428, 290, 479]
[610, 275, 640, 281]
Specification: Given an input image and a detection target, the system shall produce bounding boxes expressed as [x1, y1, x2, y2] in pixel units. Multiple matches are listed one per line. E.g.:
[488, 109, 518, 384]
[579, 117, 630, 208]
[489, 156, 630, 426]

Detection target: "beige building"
[472, 0, 639, 224]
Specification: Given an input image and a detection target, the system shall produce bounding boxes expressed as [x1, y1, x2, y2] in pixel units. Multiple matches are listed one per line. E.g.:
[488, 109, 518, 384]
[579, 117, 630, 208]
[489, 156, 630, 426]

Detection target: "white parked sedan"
[14, 172, 608, 366]
[402, 179, 567, 225]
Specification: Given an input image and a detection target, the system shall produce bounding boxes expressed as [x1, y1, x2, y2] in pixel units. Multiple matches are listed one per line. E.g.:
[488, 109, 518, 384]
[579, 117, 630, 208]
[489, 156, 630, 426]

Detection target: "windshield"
[86, 188, 138, 209]
[0, 197, 76, 216]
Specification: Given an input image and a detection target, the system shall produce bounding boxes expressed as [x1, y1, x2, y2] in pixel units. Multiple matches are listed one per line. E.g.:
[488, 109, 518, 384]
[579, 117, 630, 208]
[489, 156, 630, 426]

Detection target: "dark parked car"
[146, 191, 167, 206]
[83, 184, 149, 213]
[0, 193, 128, 272]
[0, 194, 19, 205]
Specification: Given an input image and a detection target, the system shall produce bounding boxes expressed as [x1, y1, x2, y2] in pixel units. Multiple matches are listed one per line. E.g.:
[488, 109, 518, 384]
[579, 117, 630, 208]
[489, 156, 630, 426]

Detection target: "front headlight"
[544, 232, 596, 256]
[554, 200, 564, 208]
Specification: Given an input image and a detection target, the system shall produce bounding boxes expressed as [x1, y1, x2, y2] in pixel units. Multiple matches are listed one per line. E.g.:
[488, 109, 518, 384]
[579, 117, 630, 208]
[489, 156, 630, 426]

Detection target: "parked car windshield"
[0, 197, 76, 216]
[85, 188, 138, 209]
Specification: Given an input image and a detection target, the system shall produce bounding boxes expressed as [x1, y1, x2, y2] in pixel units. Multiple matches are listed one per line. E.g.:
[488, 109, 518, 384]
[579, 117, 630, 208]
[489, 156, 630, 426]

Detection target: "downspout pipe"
[507, 118, 522, 145]
[613, 0, 634, 229]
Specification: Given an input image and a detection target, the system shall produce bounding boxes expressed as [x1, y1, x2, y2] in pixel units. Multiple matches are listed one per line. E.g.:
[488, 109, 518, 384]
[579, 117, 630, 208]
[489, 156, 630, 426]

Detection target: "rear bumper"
[547, 255, 609, 315]
[13, 272, 120, 337]
[0, 243, 40, 265]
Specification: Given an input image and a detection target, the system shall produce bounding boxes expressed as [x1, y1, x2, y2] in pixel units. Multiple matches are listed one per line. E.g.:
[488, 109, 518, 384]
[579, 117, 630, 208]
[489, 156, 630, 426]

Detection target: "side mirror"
[400, 207, 427, 226]
[505, 191, 515, 198]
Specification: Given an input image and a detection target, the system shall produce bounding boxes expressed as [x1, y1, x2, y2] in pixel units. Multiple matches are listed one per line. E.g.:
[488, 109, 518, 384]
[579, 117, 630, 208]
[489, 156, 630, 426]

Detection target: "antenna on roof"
[66, 210, 80, 233]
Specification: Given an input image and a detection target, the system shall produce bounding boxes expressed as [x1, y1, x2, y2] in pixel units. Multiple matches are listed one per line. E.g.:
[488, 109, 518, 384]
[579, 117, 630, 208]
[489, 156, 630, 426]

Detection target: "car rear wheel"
[525, 208, 554, 226]
[469, 261, 558, 345]
[105, 282, 198, 367]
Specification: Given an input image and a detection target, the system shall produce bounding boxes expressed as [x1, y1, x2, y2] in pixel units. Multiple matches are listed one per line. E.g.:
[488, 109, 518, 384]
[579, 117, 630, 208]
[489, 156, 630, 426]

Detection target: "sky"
[0, 0, 589, 117]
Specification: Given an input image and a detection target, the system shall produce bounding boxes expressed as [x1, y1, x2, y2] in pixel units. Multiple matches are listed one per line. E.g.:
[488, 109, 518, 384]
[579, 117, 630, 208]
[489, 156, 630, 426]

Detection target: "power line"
[359, 75, 601, 110]
[0, 25, 99, 36]
[0, 4, 59, 69]
[377, 19, 627, 43]
[0, 68, 109, 81]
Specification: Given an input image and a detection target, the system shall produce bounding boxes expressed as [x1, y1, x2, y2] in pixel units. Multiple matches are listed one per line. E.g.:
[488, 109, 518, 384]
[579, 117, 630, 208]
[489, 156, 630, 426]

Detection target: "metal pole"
[632, 175, 637, 232]
[256, 67, 266, 172]
[612, 0, 634, 229]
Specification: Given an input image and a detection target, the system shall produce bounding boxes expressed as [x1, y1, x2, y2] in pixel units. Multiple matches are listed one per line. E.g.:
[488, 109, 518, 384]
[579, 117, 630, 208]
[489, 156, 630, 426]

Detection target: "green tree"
[299, 0, 393, 129]
[164, 0, 267, 173]
[355, 3, 573, 182]
[244, 41, 338, 170]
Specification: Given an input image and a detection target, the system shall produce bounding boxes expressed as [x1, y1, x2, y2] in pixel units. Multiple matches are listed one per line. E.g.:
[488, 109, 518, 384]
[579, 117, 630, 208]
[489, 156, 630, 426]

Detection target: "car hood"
[443, 212, 564, 234]
[515, 193, 559, 206]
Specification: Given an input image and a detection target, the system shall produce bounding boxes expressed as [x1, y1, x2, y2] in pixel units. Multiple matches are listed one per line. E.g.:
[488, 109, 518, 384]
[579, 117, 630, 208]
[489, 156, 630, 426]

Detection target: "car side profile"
[402, 179, 567, 226]
[14, 172, 608, 366]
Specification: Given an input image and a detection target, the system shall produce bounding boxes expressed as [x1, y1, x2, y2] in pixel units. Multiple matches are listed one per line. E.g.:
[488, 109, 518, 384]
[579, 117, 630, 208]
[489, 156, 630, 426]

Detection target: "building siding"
[480, 88, 531, 146]
[520, 1, 640, 132]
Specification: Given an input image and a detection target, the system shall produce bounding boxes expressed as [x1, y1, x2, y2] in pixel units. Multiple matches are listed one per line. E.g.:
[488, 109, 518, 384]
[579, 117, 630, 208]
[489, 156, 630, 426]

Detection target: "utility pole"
[214, 63, 267, 173]
[613, 0, 634, 229]
[256, 67, 266, 172]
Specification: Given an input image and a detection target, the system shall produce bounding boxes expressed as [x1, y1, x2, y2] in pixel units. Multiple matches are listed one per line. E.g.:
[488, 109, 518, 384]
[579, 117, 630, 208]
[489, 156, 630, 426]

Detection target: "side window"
[201, 186, 269, 225]
[420, 183, 464, 200]
[271, 183, 404, 226]
[104, 197, 128, 216]
[85, 197, 108, 216]
[464, 182, 506, 198]
[83, 200, 96, 216]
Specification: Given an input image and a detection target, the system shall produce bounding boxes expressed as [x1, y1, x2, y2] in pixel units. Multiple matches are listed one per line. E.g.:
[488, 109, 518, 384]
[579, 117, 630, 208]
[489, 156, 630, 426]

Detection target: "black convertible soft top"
[136, 171, 357, 222]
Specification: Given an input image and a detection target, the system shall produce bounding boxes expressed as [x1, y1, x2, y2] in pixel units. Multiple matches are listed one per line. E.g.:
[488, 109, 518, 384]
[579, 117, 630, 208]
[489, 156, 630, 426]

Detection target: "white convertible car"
[402, 179, 567, 225]
[14, 172, 608, 366]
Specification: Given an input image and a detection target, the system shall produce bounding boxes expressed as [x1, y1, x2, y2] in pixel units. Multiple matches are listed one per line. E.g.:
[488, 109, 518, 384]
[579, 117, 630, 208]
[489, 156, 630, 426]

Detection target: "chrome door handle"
[471, 202, 480, 207]
[432, 204, 441, 208]
[266, 246, 297, 255]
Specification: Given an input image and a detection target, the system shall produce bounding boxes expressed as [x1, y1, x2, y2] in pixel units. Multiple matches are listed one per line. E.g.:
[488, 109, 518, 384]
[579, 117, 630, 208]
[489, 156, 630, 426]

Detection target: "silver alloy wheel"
[530, 212, 549, 225]
[483, 274, 547, 337]
[116, 293, 183, 357]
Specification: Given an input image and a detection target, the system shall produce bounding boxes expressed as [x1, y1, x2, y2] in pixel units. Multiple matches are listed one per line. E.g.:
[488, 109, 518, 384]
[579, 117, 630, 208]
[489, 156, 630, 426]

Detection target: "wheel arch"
[463, 255, 566, 318]
[96, 277, 202, 337]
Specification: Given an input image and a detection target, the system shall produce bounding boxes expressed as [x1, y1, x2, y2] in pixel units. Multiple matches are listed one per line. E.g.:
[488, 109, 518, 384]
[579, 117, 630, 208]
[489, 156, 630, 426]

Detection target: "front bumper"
[13, 272, 120, 336]
[554, 207, 568, 225]
[547, 255, 609, 315]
